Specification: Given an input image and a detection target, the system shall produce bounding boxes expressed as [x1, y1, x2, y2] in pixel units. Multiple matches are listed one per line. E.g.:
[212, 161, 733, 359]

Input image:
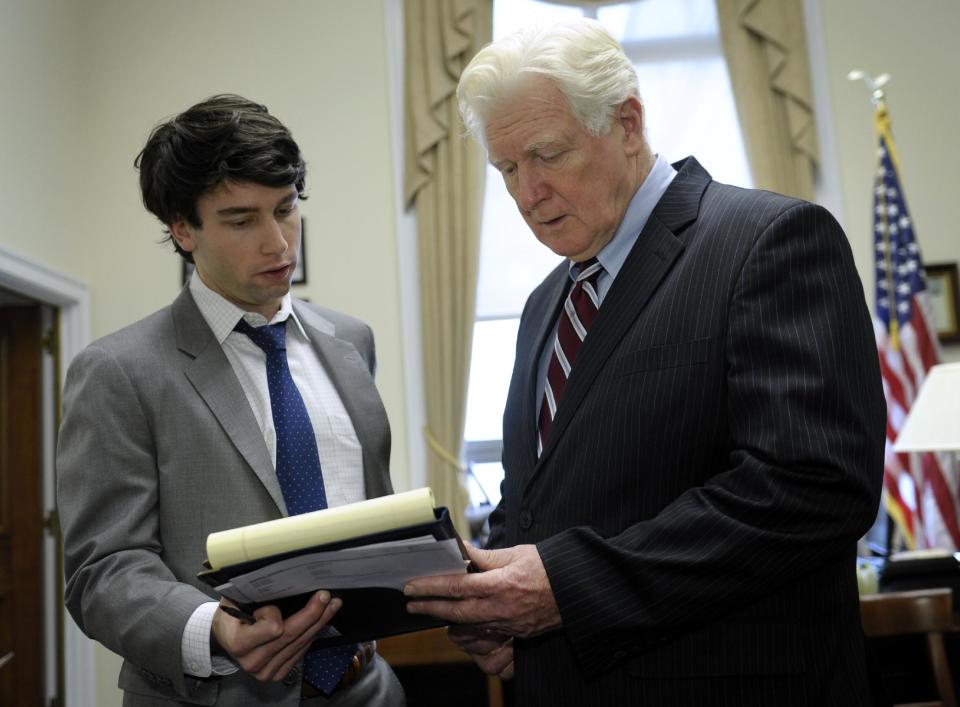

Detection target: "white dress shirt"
[181, 272, 365, 676]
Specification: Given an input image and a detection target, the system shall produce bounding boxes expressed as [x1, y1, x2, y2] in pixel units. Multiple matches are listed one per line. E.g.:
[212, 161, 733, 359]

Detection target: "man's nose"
[515, 166, 548, 211]
[261, 219, 289, 254]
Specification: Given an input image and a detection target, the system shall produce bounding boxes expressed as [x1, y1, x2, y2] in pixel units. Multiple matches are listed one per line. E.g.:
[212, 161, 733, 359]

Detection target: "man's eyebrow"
[524, 138, 562, 154]
[216, 206, 258, 216]
[215, 191, 298, 216]
[489, 139, 563, 168]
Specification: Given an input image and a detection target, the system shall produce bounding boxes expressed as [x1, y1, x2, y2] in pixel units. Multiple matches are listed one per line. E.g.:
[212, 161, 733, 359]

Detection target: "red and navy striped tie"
[537, 258, 603, 455]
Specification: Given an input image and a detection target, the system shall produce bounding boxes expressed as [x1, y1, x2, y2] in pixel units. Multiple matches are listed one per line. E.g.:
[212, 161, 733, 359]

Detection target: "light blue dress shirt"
[534, 155, 678, 421]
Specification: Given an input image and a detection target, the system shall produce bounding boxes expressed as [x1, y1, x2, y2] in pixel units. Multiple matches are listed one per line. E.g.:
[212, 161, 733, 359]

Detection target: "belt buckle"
[336, 642, 376, 691]
[338, 652, 363, 690]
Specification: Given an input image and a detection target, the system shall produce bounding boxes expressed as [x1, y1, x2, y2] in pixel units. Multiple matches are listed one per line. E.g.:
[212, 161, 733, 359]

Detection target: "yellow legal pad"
[205, 487, 437, 570]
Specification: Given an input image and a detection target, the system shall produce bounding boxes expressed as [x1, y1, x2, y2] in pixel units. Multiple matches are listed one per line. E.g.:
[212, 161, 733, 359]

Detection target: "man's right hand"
[212, 591, 339, 681]
[447, 625, 514, 679]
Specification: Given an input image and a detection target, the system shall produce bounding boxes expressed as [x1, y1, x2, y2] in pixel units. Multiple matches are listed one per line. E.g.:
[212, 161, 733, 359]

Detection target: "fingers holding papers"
[213, 590, 340, 681]
[403, 543, 561, 639]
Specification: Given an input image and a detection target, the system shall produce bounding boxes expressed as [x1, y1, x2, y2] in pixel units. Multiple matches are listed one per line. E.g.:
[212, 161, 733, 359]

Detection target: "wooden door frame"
[0, 246, 93, 707]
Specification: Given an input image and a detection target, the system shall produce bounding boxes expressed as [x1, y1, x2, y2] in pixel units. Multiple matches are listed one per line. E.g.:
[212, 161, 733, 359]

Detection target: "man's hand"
[403, 544, 561, 638]
[212, 591, 338, 682]
[448, 625, 514, 679]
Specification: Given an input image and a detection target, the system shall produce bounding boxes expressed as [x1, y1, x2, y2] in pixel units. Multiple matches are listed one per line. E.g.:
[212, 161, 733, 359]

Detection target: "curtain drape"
[715, 0, 819, 201]
[404, 0, 492, 534]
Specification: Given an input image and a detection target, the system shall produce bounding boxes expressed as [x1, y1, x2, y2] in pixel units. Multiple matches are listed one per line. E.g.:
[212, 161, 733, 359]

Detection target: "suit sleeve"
[536, 202, 886, 674]
[57, 344, 212, 697]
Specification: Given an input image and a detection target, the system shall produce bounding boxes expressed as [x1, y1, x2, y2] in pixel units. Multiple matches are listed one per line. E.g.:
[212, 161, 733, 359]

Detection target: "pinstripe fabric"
[489, 158, 887, 706]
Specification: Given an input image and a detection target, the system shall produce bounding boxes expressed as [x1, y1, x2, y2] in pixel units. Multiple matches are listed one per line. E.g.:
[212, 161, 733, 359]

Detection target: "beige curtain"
[404, 0, 492, 534]
[715, 0, 819, 201]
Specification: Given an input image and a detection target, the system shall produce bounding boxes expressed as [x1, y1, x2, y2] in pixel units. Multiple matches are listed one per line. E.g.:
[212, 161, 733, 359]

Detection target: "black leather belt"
[300, 642, 376, 699]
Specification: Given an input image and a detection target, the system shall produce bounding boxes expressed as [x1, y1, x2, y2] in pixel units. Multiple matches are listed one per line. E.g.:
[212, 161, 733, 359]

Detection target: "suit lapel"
[293, 302, 386, 497]
[172, 289, 288, 514]
[531, 157, 711, 471]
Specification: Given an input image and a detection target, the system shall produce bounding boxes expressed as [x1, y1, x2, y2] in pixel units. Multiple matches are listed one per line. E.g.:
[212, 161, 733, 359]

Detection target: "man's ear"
[168, 219, 196, 254]
[617, 96, 646, 155]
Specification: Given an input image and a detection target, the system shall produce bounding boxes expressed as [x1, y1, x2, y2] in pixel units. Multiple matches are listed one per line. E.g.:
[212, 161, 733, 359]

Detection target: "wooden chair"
[860, 588, 957, 707]
[378, 628, 503, 707]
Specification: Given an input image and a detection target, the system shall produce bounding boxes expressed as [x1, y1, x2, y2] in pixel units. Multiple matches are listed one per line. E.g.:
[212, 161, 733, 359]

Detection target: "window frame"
[463, 0, 740, 505]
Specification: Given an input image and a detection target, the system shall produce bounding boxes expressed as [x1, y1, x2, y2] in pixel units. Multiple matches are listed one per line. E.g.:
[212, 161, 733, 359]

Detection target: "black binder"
[197, 507, 467, 646]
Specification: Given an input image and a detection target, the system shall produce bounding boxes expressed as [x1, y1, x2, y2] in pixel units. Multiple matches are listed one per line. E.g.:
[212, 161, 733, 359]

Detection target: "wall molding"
[0, 246, 94, 707]
[385, 0, 427, 490]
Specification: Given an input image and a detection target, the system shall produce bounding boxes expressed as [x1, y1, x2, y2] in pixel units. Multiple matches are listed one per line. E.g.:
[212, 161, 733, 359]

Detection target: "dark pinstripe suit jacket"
[488, 158, 887, 706]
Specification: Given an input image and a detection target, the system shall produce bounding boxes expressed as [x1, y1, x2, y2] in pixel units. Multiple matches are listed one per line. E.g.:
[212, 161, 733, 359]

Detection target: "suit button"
[613, 650, 627, 661]
[519, 510, 533, 529]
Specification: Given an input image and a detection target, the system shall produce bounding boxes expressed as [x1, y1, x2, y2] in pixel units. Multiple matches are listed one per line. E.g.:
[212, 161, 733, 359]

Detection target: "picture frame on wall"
[181, 260, 195, 286]
[924, 262, 960, 345]
[292, 217, 307, 286]
[178, 217, 307, 287]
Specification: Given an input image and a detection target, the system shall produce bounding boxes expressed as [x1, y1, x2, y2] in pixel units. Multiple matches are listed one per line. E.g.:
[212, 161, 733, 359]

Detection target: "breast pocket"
[616, 337, 712, 376]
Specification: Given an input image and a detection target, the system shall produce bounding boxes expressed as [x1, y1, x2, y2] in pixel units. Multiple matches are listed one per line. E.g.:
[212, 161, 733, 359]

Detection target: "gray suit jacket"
[490, 158, 887, 705]
[57, 288, 393, 706]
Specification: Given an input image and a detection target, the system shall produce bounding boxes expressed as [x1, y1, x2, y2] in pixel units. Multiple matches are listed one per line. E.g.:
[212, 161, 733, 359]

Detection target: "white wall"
[0, 1, 87, 276]
[3, 0, 958, 704]
[812, 0, 960, 361]
[71, 0, 410, 449]
[1, 0, 411, 475]
[3, 1, 408, 704]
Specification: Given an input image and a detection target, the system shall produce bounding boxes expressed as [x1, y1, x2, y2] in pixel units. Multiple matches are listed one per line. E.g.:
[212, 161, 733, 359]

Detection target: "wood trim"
[0, 247, 92, 707]
[378, 628, 504, 707]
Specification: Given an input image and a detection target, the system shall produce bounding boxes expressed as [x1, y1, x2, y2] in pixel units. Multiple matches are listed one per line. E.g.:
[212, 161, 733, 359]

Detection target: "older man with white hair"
[405, 18, 887, 706]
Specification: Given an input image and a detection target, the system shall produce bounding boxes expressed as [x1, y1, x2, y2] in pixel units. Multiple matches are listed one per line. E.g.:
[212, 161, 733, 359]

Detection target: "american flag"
[873, 106, 960, 550]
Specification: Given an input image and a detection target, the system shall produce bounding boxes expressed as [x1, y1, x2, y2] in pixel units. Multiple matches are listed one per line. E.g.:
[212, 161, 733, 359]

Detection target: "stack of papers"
[197, 488, 470, 646]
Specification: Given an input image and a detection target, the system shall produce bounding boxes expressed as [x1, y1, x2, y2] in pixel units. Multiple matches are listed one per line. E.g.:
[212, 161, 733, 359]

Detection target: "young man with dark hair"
[58, 94, 405, 706]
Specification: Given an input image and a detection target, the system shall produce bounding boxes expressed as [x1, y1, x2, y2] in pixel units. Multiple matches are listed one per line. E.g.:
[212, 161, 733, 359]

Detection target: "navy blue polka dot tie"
[234, 318, 357, 694]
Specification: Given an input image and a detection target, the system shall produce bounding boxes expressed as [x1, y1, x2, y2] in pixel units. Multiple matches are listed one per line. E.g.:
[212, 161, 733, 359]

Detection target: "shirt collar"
[188, 270, 308, 345]
[568, 154, 677, 281]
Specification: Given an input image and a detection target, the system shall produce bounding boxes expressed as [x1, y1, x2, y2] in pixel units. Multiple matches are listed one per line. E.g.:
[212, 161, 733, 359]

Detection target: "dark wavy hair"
[134, 94, 307, 262]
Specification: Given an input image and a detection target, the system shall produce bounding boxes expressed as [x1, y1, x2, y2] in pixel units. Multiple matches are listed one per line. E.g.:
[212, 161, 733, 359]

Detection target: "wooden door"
[0, 305, 45, 705]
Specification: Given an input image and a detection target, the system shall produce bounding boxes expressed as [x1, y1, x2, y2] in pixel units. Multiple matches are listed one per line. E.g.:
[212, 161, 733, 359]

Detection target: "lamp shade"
[894, 362, 960, 452]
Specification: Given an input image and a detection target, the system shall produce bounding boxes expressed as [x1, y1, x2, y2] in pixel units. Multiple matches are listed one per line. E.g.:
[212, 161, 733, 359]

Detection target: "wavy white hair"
[457, 17, 640, 146]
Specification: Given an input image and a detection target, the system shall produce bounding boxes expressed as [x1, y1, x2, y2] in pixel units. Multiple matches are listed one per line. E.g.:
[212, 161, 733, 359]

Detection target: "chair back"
[860, 588, 957, 707]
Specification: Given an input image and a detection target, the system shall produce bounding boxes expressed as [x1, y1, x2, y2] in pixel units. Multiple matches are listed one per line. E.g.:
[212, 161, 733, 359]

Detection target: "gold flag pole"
[847, 69, 890, 107]
[848, 70, 914, 550]
[849, 70, 902, 348]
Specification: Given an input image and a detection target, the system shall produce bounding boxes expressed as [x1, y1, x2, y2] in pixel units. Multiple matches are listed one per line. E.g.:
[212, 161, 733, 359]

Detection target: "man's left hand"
[403, 544, 561, 638]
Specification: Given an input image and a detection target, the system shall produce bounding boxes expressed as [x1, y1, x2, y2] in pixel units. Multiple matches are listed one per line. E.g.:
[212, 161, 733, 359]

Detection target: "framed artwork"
[925, 262, 960, 345]
[292, 218, 307, 285]
[181, 260, 195, 286]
